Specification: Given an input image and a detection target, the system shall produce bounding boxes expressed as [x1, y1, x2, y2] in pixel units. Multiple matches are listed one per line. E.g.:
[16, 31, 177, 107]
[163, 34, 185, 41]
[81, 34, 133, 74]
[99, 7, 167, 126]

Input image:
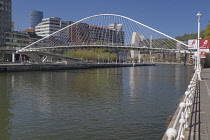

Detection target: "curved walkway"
[187, 68, 210, 140]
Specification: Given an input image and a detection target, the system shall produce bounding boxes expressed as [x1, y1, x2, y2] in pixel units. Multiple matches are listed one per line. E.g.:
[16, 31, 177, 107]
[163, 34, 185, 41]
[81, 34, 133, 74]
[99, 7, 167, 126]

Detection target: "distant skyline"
[13, 0, 210, 37]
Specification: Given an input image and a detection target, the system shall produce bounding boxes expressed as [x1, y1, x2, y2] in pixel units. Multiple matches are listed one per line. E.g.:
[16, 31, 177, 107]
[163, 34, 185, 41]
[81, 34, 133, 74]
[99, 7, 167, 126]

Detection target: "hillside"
[175, 30, 205, 41]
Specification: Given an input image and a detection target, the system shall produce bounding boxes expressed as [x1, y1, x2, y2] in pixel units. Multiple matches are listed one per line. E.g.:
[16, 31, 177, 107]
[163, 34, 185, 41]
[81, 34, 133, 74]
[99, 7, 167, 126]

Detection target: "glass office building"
[30, 10, 43, 29]
[0, 0, 12, 46]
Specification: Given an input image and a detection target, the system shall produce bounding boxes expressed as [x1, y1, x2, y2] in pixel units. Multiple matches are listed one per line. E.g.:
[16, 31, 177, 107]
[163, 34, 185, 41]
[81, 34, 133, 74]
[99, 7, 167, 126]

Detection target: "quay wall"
[0, 63, 155, 72]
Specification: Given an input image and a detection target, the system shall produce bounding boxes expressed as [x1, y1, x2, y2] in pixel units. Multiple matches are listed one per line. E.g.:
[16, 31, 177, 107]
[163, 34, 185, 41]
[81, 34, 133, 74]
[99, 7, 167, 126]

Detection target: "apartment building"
[5, 31, 29, 47]
[68, 22, 124, 45]
[35, 17, 68, 37]
[0, 0, 12, 46]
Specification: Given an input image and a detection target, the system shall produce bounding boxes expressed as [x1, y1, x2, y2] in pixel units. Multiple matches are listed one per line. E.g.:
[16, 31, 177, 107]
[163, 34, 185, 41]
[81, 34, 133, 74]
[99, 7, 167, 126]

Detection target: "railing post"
[166, 128, 177, 140]
[165, 72, 198, 140]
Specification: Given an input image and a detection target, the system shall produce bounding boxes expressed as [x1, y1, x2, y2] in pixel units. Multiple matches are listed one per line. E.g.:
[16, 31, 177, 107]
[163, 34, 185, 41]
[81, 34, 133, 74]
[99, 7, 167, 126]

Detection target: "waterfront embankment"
[155, 62, 191, 65]
[0, 63, 155, 72]
[162, 68, 210, 140]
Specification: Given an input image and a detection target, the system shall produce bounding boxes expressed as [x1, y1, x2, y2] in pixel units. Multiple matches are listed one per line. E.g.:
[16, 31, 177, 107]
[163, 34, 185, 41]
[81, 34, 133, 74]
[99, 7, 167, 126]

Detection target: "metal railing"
[0, 47, 21, 51]
[165, 71, 198, 140]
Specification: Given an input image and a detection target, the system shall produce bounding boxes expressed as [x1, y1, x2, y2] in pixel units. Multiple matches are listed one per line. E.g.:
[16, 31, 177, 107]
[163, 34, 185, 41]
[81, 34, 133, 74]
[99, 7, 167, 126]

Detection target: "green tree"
[180, 56, 186, 62]
[204, 24, 210, 39]
[175, 30, 205, 41]
[64, 49, 117, 62]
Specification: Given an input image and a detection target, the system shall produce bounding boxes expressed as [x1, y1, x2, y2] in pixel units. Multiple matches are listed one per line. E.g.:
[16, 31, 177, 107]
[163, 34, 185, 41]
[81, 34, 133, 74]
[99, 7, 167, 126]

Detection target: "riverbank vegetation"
[64, 49, 117, 62]
[175, 30, 205, 41]
[175, 22, 210, 41]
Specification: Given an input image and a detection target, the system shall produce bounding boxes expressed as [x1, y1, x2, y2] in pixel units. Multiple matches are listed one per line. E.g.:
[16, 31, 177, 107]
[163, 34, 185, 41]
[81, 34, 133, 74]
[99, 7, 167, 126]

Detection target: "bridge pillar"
[12, 52, 15, 63]
[138, 50, 141, 63]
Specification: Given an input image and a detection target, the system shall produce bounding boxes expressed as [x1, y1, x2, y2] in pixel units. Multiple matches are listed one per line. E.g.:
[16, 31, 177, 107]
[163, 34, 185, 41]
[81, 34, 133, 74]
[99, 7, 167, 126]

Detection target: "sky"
[12, 0, 210, 38]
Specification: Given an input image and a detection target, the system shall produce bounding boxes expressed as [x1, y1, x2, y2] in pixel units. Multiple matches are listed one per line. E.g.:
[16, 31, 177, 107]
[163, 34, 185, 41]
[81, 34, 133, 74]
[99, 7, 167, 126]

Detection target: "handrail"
[165, 71, 198, 140]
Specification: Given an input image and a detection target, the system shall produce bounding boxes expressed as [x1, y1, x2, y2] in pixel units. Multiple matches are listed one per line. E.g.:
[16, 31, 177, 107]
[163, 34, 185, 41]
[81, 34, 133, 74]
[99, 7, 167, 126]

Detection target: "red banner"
[200, 39, 210, 49]
[200, 51, 206, 58]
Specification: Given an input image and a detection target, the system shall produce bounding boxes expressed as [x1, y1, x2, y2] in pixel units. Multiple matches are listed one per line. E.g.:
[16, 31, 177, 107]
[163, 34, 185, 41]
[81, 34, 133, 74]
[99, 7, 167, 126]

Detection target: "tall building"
[0, 0, 12, 46]
[30, 10, 43, 29]
[35, 17, 68, 37]
[68, 23, 124, 45]
[68, 22, 90, 45]
[89, 24, 124, 45]
[108, 23, 122, 31]
[130, 32, 144, 59]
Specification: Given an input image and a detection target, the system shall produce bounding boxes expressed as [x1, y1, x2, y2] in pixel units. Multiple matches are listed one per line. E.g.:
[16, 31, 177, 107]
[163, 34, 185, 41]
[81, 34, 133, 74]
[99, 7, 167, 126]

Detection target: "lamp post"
[150, 35, 152, 63]
[196, 12, 201, 80]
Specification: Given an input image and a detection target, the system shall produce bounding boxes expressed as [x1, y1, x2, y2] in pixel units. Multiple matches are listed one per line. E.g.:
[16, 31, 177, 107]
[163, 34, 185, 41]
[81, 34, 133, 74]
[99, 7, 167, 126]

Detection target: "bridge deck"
[187, 68, 210, 140]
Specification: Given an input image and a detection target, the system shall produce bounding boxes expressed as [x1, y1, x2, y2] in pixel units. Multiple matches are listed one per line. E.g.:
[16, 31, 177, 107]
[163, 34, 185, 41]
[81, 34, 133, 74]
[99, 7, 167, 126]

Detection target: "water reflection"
[0, 73, 13, 140]
[129, 67, 136, 100]
[0, 65, 193, 140]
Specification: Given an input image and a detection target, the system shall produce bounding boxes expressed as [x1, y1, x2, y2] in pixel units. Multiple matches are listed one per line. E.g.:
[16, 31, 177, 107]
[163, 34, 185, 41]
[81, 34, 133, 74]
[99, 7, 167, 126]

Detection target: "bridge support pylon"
[138, 50, 141, 63]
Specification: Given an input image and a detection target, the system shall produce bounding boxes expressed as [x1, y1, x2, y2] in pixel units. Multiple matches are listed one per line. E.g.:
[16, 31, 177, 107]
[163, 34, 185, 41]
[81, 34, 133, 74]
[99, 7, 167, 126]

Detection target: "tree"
[204, 24, 210, 39]
[180, 56, 186, 62]
[64, 49, 117, 62]
[175, 30, 205, 41]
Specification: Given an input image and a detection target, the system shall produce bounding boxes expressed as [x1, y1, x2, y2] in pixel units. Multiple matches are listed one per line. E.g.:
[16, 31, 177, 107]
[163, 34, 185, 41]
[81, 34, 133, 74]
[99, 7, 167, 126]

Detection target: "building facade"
[68, 22, 124, 46]
[35, 17, 68, 37]
[89, 23, 124, 45]
[130, 32, 144, 59]
[30, 10, 43, 29]
[22, 29, 42, 44]
[0, 0, 12, 46]
[68, 22, 90, 45]
[5, 31, 30, 47]
[3, 31, 29, 62]
[3, 30, 42, 62]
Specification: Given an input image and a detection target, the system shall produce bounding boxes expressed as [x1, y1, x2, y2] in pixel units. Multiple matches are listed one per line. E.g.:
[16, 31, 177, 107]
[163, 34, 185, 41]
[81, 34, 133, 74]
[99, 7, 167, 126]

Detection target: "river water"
[0, 65, 193, 140]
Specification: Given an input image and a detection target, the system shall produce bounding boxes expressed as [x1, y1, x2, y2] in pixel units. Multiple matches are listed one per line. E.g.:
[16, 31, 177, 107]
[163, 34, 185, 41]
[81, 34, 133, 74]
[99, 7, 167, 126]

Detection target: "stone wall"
[0, 63, 156, 72]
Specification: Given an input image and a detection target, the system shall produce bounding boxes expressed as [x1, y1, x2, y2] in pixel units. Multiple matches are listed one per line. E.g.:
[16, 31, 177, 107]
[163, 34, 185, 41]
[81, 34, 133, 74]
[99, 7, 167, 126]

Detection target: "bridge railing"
[165, 71, 198, 140]
[0, 47, 22, 51]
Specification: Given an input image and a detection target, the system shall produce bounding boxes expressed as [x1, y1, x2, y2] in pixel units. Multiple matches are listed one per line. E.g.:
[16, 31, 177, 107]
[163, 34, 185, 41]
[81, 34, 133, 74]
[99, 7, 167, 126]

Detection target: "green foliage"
[175, 30, 205, 41]
[204, 24, 210, 39]
[164, 58, 178, 62]
[180, 56, 186, 62]
[64, 49, 117, 61]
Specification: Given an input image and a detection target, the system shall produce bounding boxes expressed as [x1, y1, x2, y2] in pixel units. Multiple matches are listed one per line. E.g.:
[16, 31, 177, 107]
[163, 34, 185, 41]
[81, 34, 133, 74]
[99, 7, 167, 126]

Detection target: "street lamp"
[196, 11, 201, 80]
[150, 35, 153, 63]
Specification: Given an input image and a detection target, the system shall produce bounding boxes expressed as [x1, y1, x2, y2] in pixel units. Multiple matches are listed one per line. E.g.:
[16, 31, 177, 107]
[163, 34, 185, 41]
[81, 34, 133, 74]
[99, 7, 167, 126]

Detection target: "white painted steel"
[165, 72, 198, 140]
[196, 12, 201, 81]
[17, 14, 188, 53]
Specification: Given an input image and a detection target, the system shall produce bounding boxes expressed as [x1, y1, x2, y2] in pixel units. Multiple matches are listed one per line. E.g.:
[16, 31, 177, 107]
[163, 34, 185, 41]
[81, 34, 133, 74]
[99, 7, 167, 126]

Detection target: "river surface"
[0, 65, 193, 140]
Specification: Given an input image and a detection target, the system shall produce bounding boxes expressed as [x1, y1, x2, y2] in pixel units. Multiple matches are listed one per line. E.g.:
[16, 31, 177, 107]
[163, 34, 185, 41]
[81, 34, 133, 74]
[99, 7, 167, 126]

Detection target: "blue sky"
[13, 0, 210, 37]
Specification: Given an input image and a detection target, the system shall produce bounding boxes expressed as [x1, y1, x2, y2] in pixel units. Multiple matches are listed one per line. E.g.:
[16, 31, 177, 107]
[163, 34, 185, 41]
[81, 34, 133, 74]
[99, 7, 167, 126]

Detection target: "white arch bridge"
[17, 14, 188, 64]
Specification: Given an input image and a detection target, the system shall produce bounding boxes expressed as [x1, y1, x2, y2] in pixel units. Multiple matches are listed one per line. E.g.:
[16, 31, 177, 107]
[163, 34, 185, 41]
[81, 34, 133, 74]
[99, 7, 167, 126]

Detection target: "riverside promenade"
[163, 68, 210, 140]
[186, 68, 210, 140]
